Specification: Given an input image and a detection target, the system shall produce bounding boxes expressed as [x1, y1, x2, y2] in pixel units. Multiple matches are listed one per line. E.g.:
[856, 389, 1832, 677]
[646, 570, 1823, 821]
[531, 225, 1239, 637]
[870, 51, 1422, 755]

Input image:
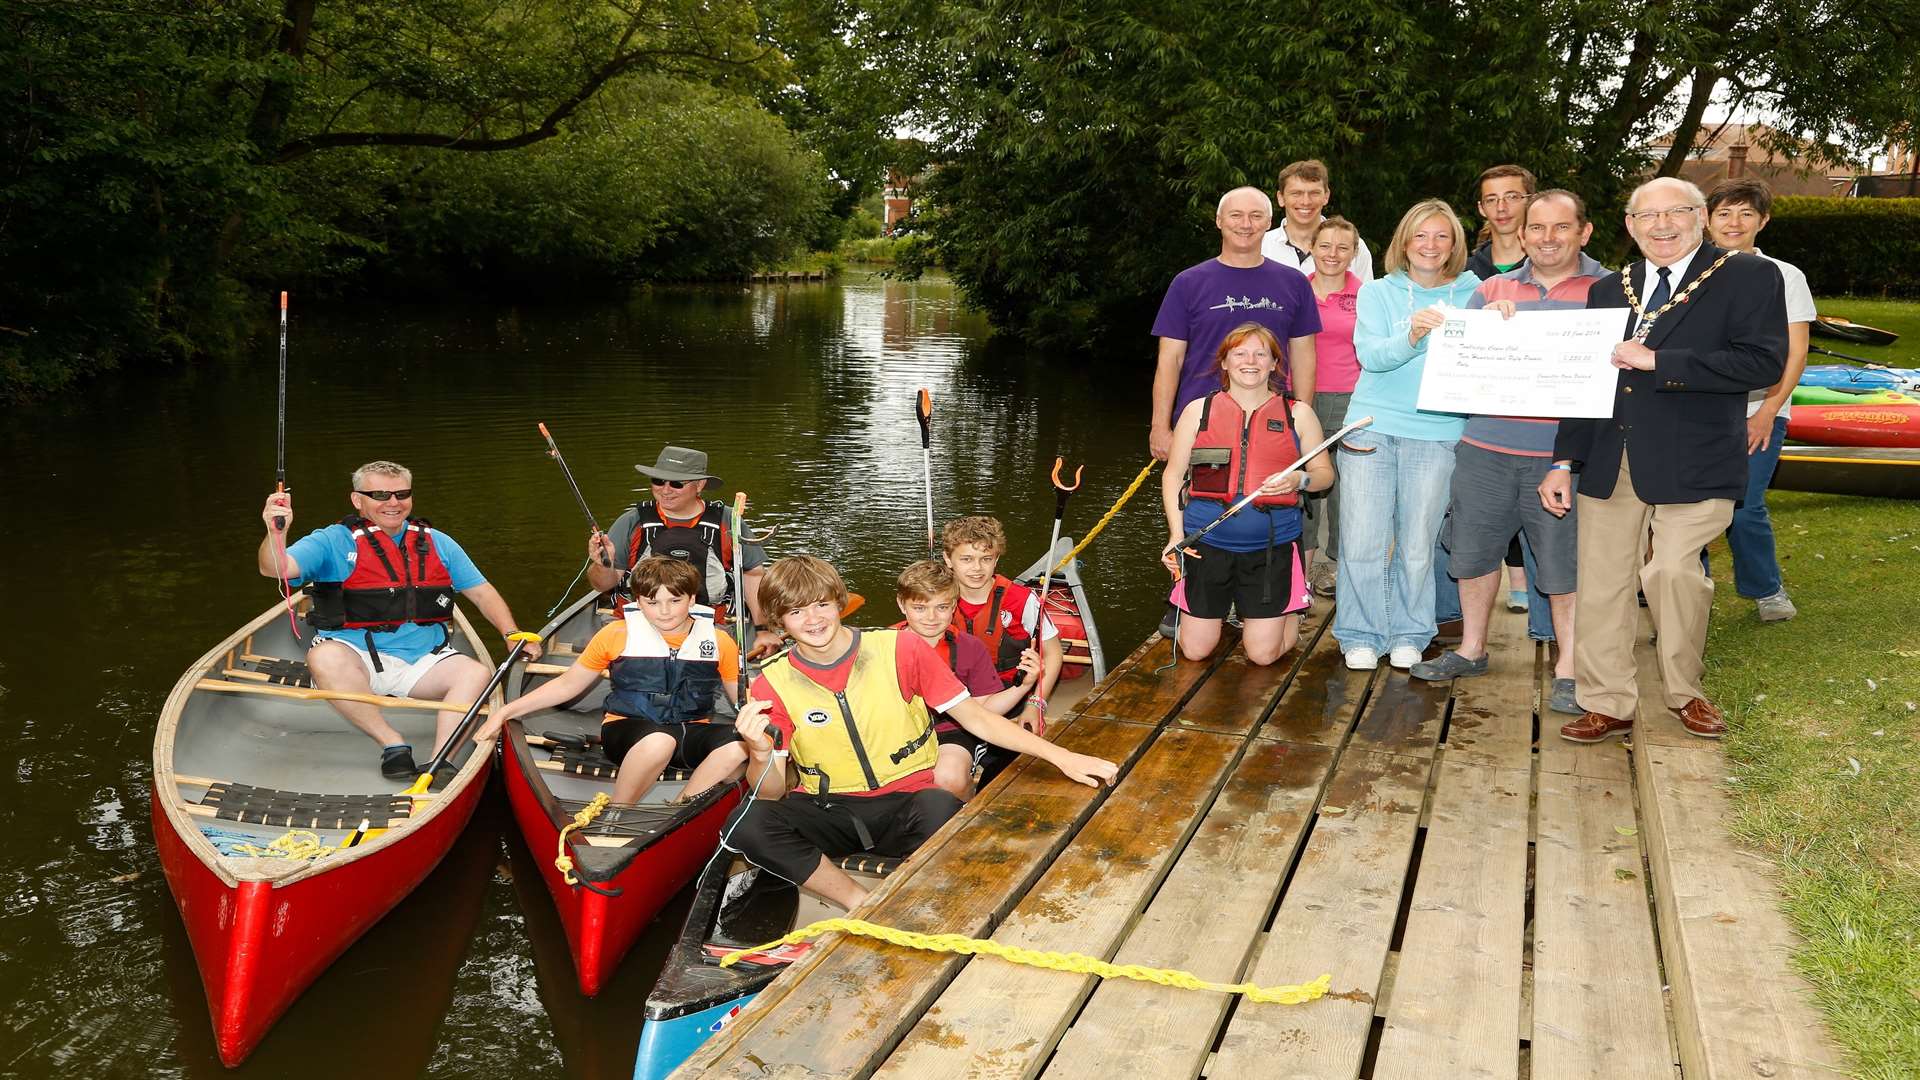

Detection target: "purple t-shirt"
[1152, 257, 1322, 422]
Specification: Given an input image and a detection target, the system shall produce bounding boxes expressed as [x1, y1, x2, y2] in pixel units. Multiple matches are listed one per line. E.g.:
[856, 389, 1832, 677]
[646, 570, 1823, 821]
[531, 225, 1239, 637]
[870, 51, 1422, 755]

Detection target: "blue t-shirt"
[1152, 258, 1321, 422]
[286, 522, 487, 663]
[1181, 499, 1303, 553]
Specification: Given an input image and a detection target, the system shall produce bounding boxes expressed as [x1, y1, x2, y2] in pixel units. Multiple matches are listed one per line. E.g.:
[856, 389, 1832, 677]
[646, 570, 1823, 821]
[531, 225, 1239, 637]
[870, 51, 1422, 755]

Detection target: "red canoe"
[1786, 404, 1920, 449]
[501, 592, 743, 997]
[152, 601, 498, 1067]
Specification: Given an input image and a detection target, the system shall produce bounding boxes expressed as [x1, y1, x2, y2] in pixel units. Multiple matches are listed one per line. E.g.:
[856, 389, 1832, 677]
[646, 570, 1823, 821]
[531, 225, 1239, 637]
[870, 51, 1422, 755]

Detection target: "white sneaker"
[1344, 647, 1380, 671]
[1389, 645, 1422, 670]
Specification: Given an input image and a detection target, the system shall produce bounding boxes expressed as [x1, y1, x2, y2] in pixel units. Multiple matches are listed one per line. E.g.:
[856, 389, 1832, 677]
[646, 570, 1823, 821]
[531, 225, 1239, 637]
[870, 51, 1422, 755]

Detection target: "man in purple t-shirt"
[1149, 186, 1322, 460]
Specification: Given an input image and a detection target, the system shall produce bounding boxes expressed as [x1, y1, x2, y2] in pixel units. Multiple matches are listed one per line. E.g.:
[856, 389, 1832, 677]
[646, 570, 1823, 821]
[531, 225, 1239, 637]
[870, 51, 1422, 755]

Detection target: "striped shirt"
[1462, 254, 1609, 456]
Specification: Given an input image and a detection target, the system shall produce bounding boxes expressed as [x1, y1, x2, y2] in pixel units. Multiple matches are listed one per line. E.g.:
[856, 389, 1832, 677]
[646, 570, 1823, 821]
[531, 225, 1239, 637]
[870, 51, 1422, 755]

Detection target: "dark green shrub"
[1766, 197, 1920, 298]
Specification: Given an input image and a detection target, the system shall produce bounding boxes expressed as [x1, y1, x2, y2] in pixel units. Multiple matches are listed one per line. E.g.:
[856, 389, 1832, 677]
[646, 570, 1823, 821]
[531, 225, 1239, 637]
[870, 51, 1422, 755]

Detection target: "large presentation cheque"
[1416, 306, 1625, 419]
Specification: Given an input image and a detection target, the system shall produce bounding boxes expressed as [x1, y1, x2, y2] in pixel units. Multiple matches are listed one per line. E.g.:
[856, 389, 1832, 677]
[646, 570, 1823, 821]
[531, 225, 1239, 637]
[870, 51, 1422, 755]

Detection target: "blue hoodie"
[1345, 269, 1483, 440]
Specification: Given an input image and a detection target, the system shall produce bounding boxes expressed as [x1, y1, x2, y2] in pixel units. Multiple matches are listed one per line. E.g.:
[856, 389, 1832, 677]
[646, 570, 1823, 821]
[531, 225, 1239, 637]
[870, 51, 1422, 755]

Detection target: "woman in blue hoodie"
[1335, 199, 1481, 670]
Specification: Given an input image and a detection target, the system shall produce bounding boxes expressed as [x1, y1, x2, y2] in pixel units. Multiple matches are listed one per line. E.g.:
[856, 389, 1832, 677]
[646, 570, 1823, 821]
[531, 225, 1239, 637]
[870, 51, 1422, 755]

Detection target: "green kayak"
[1790, 386, 1919, 407]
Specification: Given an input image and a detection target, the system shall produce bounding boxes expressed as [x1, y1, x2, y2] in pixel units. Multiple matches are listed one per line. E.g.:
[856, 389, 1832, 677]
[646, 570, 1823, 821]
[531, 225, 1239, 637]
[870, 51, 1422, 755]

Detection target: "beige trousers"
[1572, 450, 1732, 719]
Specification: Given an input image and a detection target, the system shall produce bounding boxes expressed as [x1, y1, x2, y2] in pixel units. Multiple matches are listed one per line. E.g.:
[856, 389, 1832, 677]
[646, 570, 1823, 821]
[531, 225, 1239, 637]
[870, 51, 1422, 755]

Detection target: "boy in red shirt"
[731, 555, 1116, 910]
[941, 516, 1061, 733]
[893, 559, 1040, 798]
[477, 557, 746, 805]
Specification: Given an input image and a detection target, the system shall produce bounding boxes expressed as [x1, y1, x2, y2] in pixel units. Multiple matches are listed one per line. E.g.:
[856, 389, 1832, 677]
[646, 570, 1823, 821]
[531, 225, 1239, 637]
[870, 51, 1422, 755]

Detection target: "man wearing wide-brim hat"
[587, 445, 779, 657]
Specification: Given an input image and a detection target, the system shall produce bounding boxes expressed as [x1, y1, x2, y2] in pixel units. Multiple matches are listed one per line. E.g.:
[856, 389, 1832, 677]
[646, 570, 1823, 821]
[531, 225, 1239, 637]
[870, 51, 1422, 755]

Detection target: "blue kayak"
[1798, 364, 1920, 392]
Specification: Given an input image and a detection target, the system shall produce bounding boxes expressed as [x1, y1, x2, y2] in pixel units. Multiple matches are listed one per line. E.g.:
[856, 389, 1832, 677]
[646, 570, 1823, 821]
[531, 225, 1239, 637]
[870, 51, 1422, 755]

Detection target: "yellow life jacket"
[757, 628, 938, 796]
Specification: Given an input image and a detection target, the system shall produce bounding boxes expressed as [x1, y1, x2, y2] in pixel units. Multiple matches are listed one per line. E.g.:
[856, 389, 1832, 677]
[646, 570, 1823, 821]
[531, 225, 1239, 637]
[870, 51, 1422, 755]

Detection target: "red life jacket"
[306, 516, 458, 632]
[624, 501, 736, 613]
[952, 575, 1033, 686]
[1188, 391, 1303, 509]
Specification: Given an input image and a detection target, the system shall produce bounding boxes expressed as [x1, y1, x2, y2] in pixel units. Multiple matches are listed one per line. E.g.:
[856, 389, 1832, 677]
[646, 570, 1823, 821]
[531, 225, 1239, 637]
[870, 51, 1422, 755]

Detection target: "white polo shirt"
[1752, 248, 1815, 421]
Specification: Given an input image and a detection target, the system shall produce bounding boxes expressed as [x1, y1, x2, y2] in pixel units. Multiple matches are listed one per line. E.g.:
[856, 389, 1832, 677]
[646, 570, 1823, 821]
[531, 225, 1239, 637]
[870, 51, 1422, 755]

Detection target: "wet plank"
[1531, 771, 1674, 1079]
[1254, 628, 1367, 749]
[1043, 693, 1366, 1079]
[1074, 635, 1224, 728]
[872, 727, 1245, 1079]
[1372, 761, 1531, 1080]
[1168, 612, 1327, 737]
[674, 713, 1176, 1078]
[1347, 669, 1452, 759]
[1638, 743, 1845, 1079]
[1443, 609, 1536, 771]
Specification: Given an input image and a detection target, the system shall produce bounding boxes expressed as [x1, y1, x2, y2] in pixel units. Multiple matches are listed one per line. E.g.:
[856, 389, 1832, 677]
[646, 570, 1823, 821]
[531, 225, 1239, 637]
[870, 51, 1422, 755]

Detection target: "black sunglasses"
[356, 488, 414, 502]
[649, 478, 692, 490]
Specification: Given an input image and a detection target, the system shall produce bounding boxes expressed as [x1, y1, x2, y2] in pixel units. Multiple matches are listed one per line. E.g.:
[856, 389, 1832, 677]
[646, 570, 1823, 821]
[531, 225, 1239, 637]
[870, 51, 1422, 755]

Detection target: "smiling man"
[1465, 164, 1537, 280]
[1540, 176, 1787, 746]
[1415, 190, 1604, 715]
[1149, 186, 1322, 459]
[1261, 159, 1375, 283]
[258, 461, 538, 779]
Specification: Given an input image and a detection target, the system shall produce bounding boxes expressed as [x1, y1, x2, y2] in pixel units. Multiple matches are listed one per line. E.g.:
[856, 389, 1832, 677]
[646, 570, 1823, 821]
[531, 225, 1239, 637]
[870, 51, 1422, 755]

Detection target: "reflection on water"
[0, 271, 1165, 1078]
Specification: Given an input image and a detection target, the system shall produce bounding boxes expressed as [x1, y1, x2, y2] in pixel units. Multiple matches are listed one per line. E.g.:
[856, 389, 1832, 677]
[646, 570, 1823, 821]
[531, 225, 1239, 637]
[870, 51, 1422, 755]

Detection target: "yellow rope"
[555, 792, 611, 885]
[1051, 461, 1158, 575]
[718, 917, 1330, 1005]
[233, 830, 335, 860]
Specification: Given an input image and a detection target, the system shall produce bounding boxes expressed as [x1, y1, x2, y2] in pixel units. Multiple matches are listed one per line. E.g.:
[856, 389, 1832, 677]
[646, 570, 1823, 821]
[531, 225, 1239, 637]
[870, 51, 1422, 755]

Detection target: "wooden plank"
[1531, 770, 1674, 1079]
[193, 677, 485, 714]
[1043, 743, 1341, 1080]
[1638, 743, 1845, 1078]
[1536, 638, 1632, 781]
[872, 727, 1246, 1079]
[1443, 609, 1536, 771]
[1074, 635, 1224, 728]
[1167, 615, 1320, 736]
[1347, 669, 1451, 759]
[675, 714, 1171, 1078]
[1254, 628, 1366, 749]
[1208, 749, 1432, 1078]
[1063, 634, 1162, 713]
[1371, 761, 1530, 1080]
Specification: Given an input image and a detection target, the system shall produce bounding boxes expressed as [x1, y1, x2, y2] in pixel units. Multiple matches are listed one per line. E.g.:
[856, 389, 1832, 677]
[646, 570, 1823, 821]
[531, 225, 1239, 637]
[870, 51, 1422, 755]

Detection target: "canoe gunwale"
[152, 600, 499, 890]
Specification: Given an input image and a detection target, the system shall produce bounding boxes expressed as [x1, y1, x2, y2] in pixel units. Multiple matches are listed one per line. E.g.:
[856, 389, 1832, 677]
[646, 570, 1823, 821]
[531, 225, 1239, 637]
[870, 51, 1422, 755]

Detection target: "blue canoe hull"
[633, 992, 760, 1080]
[1799, 364, 1920, 392]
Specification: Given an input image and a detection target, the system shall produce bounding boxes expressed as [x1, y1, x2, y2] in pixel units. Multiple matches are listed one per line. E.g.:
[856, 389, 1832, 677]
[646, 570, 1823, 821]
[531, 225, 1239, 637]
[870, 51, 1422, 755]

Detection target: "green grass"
[1703, 490, 1920, 1078]
[1812, 298, 1920, 367]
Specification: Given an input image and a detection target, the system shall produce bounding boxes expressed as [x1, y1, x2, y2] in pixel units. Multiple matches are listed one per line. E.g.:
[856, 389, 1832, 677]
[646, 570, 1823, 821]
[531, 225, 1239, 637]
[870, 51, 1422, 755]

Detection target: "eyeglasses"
[649, 478, 692, 490]
[356, 488, 413, 502]
[1626, 206, 1702, 223]
[1480, 193, 1531, 207]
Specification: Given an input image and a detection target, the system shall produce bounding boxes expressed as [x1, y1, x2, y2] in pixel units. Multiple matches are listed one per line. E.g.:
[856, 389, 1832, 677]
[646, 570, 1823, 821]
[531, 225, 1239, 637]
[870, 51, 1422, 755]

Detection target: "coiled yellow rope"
[556, 792, 611, 885]
[718, 917, 1330, 1005]
[234, 830, 335, 860]
[1051, 461, 1158, 575]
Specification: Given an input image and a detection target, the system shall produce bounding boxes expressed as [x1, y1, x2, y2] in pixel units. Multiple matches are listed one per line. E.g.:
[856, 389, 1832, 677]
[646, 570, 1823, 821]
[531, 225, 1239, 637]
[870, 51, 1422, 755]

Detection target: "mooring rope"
[717, 917, 1330, 1005]
[1051, 461, 1158, 575]
[233, 830, 335, 860]
[555, 792, 611, 885]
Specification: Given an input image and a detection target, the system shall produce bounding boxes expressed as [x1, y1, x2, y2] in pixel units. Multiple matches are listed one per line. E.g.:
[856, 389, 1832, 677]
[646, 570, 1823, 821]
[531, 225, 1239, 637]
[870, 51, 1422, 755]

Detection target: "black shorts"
[935, 724, 984, 757]
[725, 787, 963, 886]
[1182, 539, 1307, 620]
[600, 716, 742, 772]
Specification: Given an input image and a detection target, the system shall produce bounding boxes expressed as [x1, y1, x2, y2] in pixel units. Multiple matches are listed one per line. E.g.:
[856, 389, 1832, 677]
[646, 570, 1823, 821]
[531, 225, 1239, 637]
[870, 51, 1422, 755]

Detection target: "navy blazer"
[1553, 244, 1788, 503]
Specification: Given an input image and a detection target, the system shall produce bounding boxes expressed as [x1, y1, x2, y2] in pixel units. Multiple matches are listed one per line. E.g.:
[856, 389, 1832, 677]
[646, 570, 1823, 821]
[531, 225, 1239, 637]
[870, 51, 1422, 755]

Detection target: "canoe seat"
[228, 654, 315, 688]
[544, 744, 691, 783]
[832, 853, 901, 876]
[189, 782, 414, 830]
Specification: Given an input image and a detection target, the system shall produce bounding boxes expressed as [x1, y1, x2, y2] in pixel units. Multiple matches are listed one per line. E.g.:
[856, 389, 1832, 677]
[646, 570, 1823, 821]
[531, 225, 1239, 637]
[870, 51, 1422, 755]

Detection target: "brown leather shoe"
[1435, 618, 1464, 645]
[1676, 697, 1726, 739]
[1559, 711, 1633, 744]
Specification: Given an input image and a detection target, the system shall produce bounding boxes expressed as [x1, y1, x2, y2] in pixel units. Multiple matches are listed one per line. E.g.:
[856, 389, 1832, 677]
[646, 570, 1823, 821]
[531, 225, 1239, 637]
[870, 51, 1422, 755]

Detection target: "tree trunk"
[1658, 65, 1719, 178]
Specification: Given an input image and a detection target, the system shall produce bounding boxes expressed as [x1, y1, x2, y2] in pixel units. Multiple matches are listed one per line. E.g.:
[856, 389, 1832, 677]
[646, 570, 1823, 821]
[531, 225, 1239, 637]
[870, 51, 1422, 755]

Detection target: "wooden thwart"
[194, 678, 485, 714]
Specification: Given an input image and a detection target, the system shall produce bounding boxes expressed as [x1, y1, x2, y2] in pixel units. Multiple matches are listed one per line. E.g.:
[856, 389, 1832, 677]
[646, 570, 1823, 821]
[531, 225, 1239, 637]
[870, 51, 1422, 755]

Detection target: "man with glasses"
[587, 445, 779, 658]
[1465, 164, 1537, 281]
[258, 461, 540, 780]
[1541, 176, 1787, 745]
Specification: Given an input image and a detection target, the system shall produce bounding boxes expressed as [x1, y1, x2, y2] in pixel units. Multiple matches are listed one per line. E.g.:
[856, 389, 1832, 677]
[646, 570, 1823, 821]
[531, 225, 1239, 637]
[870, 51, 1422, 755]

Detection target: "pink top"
[1311, 271, 1362, 393]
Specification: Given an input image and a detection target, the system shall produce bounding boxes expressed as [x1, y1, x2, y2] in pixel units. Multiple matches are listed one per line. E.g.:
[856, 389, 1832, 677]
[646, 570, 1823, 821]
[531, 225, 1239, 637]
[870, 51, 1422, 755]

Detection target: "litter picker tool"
[1164, 417, 1375, 557]
[1029, 458, 1083, 640]
[538, 422, 610, 569]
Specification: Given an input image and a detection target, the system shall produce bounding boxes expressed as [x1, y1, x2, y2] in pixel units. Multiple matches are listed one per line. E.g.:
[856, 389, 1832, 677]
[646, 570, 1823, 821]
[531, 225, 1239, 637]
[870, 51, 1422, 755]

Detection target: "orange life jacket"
[1189, 391, 1302, 509]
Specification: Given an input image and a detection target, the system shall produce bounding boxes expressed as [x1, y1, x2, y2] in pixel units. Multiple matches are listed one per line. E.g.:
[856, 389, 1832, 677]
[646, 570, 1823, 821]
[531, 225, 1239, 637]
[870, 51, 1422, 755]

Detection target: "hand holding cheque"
[1415, 306, 1628, 418]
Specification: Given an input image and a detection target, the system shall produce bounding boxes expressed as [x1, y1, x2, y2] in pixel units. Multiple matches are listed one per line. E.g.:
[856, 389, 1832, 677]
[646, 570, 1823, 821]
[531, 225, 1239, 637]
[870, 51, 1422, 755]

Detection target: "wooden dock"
[672, 607, 1844, 1078]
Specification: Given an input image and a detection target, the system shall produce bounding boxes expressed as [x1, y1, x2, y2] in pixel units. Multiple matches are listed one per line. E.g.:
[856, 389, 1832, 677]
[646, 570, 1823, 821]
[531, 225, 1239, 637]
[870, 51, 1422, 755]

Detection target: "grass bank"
[1704, 490, 1920, 1078]
[1812, 298, 1920, 366]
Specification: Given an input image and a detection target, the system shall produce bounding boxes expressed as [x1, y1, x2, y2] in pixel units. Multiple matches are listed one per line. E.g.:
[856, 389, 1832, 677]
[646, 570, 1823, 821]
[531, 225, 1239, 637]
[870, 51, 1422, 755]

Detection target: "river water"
[0, 273, 1174, 1078]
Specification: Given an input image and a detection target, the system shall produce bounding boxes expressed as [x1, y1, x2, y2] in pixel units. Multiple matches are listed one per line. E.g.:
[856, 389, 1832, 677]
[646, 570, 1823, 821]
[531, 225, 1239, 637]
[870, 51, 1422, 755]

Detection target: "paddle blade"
[841, 592, 866, 618]
[916, 388, 932, 447]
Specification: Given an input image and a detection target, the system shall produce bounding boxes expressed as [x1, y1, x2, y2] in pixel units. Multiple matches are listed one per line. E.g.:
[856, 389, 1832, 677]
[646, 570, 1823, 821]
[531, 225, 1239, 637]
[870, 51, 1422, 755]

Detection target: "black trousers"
[725, 787, 961, 886]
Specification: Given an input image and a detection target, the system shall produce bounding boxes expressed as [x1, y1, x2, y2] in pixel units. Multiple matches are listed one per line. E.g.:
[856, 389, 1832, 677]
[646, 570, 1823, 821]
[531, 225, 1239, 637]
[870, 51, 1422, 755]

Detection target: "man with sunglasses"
[586, 445, 779, 658]
[258, 460, 540, 780]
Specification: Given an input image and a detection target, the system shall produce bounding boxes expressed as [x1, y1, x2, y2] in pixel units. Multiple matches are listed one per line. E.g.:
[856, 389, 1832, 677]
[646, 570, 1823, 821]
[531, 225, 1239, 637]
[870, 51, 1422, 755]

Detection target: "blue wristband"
[1549, 463, 1573, 473]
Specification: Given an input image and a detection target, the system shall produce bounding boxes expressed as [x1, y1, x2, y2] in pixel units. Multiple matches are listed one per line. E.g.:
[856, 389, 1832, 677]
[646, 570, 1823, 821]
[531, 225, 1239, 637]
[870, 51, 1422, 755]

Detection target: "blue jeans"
[1333, 430, 1458, 654]
[1721, 413, 1788, 599]
[1435, 527, 1554, 640]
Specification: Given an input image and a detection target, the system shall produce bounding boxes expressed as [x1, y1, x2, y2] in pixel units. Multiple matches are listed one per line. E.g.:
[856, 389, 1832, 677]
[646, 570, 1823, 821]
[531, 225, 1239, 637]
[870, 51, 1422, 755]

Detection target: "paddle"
[1163, 417, 1374, 557]
[539, 422, 610, 570]
[1809, 343, 1883, 366]
[401, 631, 543, 796]
[917, 388, 936, 557]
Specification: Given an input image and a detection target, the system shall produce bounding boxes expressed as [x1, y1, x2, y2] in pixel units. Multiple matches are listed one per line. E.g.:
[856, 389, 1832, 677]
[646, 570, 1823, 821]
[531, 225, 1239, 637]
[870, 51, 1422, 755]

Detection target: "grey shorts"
[1443, 443, 1577, 594]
